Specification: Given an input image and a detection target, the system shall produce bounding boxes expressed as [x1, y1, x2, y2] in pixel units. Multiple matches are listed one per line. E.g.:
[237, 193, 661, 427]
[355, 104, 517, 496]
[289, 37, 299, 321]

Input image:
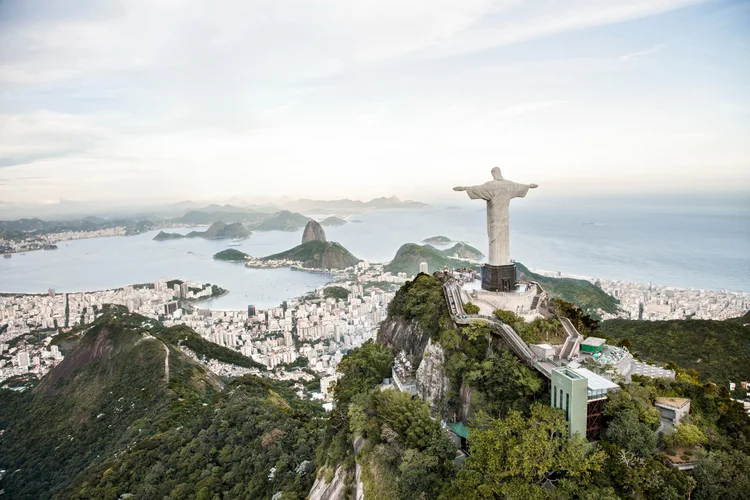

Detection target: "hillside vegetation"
[600, 313, 750, 385]
[384, 243, 468, 276]
[154, 323, 265, 370]
[516, 262, 619, 317]
[0, 308, 221, 498]
[364, 273, 750, 499]
[440, 242, 484, 260]
[422, 235, 452, 244]
[0, 309, 320, 499]
[263, 240, 360, 269]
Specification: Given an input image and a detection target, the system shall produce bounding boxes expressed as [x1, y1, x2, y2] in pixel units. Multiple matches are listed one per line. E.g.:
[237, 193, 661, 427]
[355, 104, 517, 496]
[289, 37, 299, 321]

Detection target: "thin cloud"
[620, 43, 666, 61]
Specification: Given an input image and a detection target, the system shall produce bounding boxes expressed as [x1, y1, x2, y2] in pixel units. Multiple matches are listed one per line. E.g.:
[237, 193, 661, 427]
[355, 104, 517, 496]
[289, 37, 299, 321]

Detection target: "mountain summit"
[301, 220, 327, 243]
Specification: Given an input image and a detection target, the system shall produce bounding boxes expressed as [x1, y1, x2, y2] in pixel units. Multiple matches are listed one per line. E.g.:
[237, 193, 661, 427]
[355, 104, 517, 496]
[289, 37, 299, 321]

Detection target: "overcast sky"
[0, 0, 748, 207]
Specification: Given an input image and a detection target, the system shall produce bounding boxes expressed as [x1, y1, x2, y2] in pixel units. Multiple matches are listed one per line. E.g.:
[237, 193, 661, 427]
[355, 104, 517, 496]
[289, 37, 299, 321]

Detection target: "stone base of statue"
[481, 263, 516, 292]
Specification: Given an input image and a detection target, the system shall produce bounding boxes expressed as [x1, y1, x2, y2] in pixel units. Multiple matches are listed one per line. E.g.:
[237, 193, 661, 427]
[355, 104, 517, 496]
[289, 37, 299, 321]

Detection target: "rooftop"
[554, 367, 586, 380]
[581, 337, 607, 347]
[534, 343, 554, 349]
[449, 422, 469, 439]
[655, 397, 691, 409]
[570, 367, 621, 392]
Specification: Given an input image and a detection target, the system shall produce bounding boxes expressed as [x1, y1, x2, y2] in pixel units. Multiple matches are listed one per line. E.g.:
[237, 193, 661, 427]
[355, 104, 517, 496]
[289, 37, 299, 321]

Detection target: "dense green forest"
[600, 312, 750, 385]
[355, 273, 750, 499]
[0, 308, 321, 499]
[324, 285, 351, 300]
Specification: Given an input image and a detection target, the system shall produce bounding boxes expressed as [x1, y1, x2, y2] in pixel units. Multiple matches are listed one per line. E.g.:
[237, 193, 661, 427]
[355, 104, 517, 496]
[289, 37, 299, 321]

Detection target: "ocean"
[1, 200, 747, 309]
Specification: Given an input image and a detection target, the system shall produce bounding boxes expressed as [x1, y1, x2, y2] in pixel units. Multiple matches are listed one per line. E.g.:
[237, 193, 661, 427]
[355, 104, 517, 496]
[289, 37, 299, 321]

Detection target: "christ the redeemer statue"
[454, 168, 538, 267]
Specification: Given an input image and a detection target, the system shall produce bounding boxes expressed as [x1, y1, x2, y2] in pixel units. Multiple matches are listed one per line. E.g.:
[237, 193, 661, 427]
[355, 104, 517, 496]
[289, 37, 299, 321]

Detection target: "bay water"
[1, 199, 747, 310]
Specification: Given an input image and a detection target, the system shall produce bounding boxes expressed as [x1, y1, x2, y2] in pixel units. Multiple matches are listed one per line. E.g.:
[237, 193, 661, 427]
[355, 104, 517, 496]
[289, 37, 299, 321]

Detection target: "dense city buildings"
[0, 227, 129, 253]
[0, 262, 407, 388]
[533, 270, 748, 321]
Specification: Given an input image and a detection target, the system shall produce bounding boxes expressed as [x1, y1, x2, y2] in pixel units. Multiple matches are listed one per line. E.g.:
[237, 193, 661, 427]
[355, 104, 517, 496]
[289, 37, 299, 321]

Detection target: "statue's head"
[491, 167, 503, 180]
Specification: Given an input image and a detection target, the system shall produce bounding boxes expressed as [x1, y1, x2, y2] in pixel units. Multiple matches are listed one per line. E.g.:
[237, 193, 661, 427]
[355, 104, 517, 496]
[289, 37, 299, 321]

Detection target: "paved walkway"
[445, 281, 556, 379]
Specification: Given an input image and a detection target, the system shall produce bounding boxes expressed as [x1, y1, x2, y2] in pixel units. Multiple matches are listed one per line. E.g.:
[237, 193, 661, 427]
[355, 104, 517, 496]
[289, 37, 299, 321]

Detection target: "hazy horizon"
[1, 0, 749, 208]
[2, 190, 748, 221]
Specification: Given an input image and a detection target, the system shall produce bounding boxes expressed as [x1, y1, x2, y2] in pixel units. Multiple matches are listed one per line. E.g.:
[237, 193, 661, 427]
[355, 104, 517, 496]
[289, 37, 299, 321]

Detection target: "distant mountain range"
[254, 211, 312, 232]
[280, 196, 430, 214]
[1, 195, 429, 221]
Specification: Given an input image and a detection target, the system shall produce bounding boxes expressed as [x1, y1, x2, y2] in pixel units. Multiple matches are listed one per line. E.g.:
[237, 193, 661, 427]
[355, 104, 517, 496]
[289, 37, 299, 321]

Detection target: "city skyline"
[1, 0, 749, 207]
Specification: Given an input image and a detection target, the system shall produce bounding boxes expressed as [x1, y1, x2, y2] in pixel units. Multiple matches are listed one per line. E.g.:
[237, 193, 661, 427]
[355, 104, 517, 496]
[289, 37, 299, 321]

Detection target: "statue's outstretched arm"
[453, 186, 466, 191]
[529, 183, 538, 189]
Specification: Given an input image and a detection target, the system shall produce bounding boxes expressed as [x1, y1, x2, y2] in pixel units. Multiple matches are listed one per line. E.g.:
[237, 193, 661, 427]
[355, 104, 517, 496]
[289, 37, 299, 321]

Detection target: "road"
[162, 342, 170, 383]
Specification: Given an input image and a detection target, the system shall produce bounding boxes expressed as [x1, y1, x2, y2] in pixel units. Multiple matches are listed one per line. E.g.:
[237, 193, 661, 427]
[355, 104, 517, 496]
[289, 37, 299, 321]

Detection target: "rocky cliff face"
[416, 338, 450, 412]
[458, 379, 475, 422]
[308, 467, 347, 500]
[301, 220, 327, 243]
[378, 317, 431, 366]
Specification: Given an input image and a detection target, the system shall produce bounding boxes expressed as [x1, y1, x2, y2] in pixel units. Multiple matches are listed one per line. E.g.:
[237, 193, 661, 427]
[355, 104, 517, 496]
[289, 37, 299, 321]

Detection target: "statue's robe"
[465, 180, 530, 266]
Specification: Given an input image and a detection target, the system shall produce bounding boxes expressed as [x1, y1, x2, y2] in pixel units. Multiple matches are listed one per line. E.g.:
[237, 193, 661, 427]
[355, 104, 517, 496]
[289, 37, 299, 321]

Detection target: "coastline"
[530, 267, 747, 294]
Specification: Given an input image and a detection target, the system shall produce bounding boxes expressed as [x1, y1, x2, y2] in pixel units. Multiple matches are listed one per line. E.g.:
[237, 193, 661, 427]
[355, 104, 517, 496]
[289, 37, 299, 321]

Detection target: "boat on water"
[3, 253, 11, 259]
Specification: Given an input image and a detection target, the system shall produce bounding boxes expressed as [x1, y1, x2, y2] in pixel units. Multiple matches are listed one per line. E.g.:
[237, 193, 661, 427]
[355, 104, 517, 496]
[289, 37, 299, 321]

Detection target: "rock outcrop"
[416, 338, 451, 411]
[378, 317, 431, 366]
[458, 379, 475, 422]
[301, 220, 327, 243]
[308, 467, 347, 500]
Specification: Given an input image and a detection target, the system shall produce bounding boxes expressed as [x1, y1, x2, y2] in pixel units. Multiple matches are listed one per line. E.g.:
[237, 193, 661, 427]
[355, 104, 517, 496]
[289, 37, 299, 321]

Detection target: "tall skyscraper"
[419, 261, 428, 274]
[248, 305, 256, 317]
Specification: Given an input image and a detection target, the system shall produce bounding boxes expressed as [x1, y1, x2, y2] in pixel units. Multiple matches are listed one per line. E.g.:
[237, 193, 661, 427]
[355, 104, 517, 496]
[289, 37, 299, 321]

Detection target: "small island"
[153, 222, 252, 241]
[213, 249, 250, 262]
[153, 231, 185, 241]
[319, 216, 348, 227]
[422, 235, 452, 245]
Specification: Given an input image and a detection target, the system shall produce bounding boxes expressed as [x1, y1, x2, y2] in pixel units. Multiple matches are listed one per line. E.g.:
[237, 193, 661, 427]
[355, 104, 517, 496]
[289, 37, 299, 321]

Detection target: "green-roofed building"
[448, 422, 469, 450]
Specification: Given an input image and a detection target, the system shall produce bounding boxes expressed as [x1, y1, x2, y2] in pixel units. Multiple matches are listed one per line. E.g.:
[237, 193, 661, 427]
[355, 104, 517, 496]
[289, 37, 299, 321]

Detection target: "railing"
[558, 316, 583, 360]
[443, 281, 553, 379]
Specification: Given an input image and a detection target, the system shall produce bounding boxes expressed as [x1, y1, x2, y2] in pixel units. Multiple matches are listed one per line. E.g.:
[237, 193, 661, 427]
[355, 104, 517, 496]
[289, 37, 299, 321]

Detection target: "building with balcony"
[552, 365, 620, 440]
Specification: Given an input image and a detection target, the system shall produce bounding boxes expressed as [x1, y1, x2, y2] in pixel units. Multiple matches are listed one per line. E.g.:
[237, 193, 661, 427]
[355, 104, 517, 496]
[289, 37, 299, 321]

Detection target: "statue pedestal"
[481, 263, 516, 292]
